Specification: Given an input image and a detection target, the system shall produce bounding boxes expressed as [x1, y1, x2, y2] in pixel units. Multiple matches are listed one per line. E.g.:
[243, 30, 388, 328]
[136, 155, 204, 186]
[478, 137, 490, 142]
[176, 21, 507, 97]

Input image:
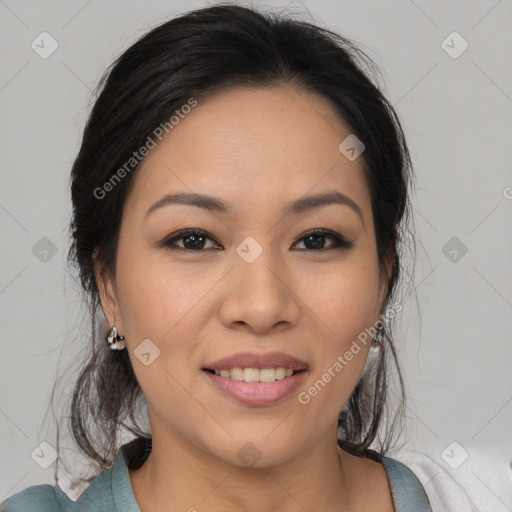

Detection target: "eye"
[292, 228, 354, 251]
[160, 229, 221, 252]
[159, 228, 354, 252]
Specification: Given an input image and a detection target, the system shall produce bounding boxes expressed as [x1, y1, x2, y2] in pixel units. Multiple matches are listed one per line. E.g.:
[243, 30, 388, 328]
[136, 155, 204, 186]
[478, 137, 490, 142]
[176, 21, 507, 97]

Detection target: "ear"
[93, 246, 121, 329]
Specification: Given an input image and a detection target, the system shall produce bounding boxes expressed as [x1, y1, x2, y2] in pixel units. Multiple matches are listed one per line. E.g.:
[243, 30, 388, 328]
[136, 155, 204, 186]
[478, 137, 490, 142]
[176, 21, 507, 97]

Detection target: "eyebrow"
[144, 190, 364, 225]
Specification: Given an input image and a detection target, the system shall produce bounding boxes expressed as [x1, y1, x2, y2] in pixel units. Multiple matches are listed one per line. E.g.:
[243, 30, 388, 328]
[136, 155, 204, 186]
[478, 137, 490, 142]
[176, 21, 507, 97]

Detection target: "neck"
[129, 426, 351, 512]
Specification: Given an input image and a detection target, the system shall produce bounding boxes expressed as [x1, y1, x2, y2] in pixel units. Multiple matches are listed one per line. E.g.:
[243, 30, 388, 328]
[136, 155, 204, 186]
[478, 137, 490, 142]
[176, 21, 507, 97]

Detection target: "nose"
[218, 248, 301, 335]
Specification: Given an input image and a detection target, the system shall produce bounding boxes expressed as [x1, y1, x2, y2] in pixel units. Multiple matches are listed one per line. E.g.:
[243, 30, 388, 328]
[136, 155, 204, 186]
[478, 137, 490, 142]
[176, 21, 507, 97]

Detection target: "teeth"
[244, 368, 259, 382]
[259, 368, 275, 383]
[275, 367, 286, 380]
[212, 367, 299, 382]
[230, 367, 244, 381]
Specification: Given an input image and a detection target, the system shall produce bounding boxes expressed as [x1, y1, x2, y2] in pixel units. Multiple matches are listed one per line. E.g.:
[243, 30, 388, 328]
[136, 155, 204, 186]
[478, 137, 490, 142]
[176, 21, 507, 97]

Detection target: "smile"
[203, 368, 308, 406]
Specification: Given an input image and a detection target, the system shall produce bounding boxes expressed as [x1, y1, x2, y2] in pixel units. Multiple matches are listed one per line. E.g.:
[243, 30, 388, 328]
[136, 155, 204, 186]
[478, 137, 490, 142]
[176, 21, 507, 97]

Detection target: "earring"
[107, 325, 126, 350]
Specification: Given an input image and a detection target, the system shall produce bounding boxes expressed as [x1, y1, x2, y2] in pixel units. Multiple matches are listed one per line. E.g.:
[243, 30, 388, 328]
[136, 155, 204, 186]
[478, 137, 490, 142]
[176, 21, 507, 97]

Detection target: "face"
[96, 84, 391, 468]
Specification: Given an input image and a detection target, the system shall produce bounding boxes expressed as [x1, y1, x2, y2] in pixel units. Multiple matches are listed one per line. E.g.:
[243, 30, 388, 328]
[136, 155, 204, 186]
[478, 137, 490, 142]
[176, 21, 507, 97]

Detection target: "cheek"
[296, 256, 380, 408]
[299, 253, 381, 345]
[114, 247, 208, 424]
[113, 242, 223, 393]
[115, 243, 204, 344]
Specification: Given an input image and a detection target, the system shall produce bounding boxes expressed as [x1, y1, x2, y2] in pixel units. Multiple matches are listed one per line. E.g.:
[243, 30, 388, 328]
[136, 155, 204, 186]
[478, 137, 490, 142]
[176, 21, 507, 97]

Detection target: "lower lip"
[203, 370, 307, 406]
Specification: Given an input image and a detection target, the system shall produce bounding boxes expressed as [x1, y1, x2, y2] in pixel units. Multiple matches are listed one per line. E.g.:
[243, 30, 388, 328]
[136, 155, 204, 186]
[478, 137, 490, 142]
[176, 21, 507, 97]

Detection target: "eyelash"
[159, 228, 354, 253]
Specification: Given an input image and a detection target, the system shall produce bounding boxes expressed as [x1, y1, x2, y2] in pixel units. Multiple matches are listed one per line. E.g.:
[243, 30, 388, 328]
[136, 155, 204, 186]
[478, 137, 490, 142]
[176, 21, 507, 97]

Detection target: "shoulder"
[0, 466, 115, 512]
[0, 484, 72, 512]
[345, 447, 434, 512]
[386, 449, 478, 512]
[339, 447, 433, 511]
[338, 448, 395, 511]
[380, 455, 433, 511]
[1, 439, 148, 512]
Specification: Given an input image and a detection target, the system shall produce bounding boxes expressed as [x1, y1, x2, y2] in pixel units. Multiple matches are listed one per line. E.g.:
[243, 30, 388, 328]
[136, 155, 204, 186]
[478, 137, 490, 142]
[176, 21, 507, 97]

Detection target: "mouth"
[201, 352, 309, 406]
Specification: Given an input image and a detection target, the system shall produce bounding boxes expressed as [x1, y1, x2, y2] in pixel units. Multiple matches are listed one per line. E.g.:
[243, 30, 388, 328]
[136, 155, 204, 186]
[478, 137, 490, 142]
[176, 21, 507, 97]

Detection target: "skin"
[96, 83, 395, 512]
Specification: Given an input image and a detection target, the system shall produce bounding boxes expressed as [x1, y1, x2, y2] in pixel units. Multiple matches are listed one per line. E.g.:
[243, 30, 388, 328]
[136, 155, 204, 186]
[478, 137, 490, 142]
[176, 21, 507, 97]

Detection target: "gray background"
[0, 0, 511, 510]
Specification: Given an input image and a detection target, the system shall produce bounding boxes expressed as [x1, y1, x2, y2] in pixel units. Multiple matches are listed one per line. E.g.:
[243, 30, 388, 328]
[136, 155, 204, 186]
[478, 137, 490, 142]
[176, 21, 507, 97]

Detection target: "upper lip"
[203, 351, 309, 371]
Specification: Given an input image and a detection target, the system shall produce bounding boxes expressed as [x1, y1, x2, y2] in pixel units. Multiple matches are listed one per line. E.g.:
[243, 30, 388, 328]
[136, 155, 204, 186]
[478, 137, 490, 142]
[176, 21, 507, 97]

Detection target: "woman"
[1, 3, 436, 511]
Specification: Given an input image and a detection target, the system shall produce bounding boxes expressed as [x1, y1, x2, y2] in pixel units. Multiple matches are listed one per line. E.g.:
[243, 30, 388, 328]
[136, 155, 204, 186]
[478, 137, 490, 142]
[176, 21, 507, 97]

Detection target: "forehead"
[125, 84, 371, 222]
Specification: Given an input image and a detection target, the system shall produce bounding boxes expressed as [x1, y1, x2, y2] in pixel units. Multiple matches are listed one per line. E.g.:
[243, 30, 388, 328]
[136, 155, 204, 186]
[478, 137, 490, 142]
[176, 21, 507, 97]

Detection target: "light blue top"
[0, 438, 432, 511]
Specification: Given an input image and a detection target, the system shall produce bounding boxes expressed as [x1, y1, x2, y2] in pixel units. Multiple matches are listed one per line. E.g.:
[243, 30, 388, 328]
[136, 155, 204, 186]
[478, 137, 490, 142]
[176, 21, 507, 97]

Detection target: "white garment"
[393, 449, 483, 512]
